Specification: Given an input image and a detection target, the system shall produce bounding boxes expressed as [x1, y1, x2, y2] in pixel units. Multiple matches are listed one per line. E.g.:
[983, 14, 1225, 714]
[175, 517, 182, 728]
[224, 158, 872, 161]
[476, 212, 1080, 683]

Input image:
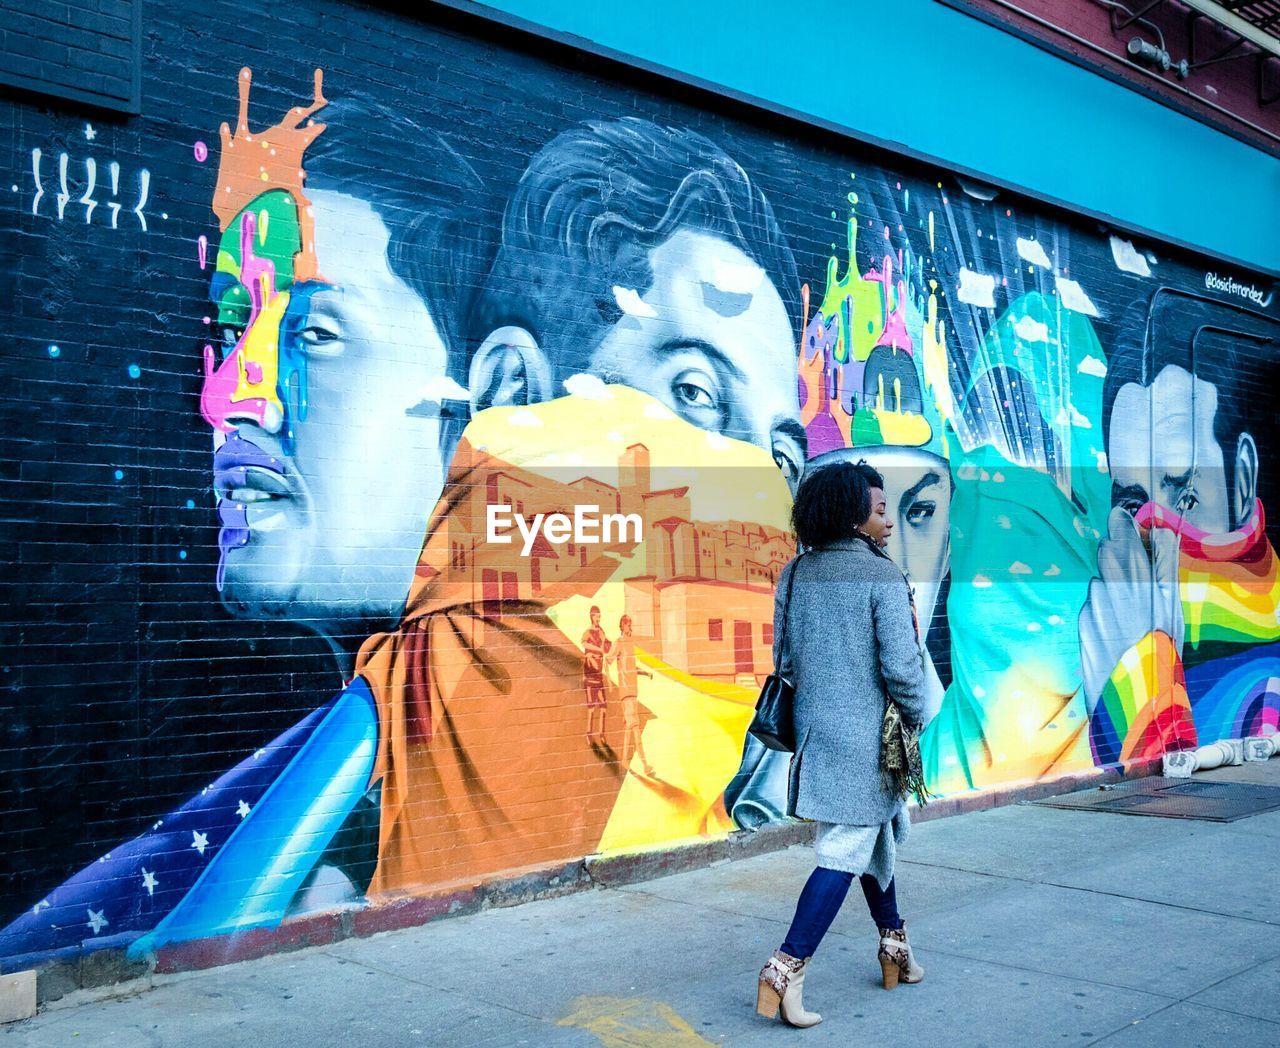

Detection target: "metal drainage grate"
[1032, 776, 1280, 822]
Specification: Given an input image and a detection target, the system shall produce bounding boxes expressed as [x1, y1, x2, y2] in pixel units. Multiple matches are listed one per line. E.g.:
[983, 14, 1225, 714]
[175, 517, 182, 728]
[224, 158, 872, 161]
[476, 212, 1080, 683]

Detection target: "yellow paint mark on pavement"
[558, 995, 716, 1047]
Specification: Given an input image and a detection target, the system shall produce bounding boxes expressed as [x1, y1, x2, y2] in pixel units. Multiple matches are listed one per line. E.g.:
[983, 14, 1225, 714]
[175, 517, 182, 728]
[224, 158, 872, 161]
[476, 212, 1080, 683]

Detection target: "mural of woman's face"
[859, 446, 951, 630]
[202, 188, 453, 638]
[586, 230, 806, 489]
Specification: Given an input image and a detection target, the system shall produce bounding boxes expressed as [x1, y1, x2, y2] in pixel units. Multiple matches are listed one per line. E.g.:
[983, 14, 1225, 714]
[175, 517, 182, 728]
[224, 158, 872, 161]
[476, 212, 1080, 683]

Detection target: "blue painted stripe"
[130, 680, 378, 954]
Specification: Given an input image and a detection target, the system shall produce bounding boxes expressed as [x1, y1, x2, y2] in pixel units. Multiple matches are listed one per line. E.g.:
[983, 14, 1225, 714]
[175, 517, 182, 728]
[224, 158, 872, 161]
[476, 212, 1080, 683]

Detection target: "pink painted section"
[867, 254, 914, 353]
[199, 211, 278, 432]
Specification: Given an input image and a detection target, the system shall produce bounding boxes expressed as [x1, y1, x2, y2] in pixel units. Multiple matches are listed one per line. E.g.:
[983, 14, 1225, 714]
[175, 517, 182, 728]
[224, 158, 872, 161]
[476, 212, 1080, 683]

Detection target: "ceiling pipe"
[951, 0, 1280, 150]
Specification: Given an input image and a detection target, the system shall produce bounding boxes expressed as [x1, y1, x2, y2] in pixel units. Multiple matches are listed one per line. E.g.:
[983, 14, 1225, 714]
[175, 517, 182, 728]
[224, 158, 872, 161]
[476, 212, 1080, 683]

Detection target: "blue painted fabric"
[0, 681, 377, 969]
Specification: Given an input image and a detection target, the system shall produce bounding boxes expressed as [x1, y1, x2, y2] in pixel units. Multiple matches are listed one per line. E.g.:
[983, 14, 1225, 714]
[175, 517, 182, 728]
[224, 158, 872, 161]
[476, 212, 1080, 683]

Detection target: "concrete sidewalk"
[6, 760, 1279, 1048]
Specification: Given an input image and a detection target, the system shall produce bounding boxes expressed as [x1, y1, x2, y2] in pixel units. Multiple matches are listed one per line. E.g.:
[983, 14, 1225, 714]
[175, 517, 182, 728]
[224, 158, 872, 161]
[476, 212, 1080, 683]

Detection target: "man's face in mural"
[203, 188, 452, 634]
[587, 230, 805, 485]
[1108, 364, 1256, 535]
[861, 446, 951, 630]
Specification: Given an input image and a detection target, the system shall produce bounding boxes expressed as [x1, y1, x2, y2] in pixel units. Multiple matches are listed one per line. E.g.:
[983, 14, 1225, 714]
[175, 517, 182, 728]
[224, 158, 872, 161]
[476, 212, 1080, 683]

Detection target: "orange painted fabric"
[358, 444, 631, 892]
[356, 386, 795, 893]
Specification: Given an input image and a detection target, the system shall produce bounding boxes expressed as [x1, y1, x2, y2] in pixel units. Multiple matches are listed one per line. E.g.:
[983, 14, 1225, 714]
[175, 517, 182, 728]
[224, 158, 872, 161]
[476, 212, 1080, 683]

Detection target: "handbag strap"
[775, 550, 806, 658]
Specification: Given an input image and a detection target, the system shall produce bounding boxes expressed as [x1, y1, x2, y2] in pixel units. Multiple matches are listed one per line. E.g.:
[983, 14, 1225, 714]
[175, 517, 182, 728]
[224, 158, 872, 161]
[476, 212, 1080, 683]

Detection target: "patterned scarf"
[857, 532, 932, 806]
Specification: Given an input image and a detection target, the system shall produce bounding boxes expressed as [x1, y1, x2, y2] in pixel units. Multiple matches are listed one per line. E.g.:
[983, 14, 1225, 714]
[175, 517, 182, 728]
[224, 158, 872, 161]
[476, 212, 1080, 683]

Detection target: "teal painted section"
[477, 0, 1280, 274]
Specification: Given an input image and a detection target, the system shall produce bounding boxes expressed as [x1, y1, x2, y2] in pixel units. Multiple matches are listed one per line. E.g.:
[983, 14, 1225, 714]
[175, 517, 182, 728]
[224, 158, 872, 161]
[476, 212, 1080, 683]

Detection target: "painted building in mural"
[1, 0, 1278, 973]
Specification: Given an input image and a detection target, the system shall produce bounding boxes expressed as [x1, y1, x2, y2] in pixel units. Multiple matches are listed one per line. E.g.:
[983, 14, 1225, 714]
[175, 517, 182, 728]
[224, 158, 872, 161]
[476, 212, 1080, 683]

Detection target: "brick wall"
[0, 0, 140, 113]
[1, 0, 1277, 974]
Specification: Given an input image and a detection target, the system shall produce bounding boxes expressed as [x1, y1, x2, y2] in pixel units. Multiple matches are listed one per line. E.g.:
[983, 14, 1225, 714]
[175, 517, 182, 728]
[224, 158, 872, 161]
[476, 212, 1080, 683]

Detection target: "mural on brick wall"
[1, 20, 1277, 969]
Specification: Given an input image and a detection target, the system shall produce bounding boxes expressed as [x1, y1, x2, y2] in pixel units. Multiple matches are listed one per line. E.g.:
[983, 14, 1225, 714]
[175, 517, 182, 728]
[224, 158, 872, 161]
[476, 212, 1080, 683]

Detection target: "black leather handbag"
[748, 552, 805, 752]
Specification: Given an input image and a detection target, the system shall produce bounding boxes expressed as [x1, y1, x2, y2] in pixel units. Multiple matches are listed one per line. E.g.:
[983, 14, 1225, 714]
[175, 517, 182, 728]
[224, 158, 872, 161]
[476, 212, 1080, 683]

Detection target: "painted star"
[236, 800, 251, 819]
[87, 908, 108, 935]
[141, 868, 158, 896]
[191, 830, 209, 856]
[84, 123, 96, 141]
[32, 899, 50, 916]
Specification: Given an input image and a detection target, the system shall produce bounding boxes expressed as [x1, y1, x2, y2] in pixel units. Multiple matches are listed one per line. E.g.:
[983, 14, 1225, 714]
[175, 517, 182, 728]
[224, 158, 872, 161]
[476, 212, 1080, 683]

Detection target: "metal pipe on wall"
[947, 0, 1280, 149]
[1163, 735, 1279, 775]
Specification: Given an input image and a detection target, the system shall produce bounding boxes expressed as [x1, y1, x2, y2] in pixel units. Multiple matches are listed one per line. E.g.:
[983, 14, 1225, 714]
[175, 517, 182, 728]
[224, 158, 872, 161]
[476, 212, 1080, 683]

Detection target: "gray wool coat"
[774, 539, 928, 826]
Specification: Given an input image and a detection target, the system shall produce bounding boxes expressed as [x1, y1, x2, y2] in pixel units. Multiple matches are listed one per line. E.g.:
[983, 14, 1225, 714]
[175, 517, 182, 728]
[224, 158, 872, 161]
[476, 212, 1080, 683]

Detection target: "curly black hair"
[791, 459, 883, 549]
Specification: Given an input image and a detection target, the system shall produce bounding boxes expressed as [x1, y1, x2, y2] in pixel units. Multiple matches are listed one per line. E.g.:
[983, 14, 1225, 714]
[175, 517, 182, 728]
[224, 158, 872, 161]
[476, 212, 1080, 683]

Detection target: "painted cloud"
[957, 268, 997, 308]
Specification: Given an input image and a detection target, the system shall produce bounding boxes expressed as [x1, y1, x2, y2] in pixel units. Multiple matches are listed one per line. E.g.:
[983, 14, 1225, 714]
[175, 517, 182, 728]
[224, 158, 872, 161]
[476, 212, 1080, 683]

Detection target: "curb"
[908, 755, 1164, 825]
[16, 756, 1161, 1007]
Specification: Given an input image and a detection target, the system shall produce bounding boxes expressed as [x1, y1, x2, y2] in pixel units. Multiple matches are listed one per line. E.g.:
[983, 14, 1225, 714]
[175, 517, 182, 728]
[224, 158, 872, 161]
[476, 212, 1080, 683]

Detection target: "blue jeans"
[780, 867, 902, 959]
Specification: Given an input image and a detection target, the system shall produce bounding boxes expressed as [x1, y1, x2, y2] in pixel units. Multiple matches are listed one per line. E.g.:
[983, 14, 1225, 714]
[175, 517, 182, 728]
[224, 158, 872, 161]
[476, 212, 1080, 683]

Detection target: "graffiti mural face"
[587, 230, 804, 483]
[1082, 303, 1280, 763]
[191, 70, 483, 648]
[205, 187, 453, 631]
[861, 446, 951, 629]
[1108, 365, 1236, 534]
[472, 117, 806, 489]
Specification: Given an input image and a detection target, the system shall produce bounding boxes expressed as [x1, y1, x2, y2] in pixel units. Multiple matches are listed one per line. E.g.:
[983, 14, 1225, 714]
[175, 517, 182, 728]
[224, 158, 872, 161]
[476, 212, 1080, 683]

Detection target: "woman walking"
[756, 460, 929, 1028]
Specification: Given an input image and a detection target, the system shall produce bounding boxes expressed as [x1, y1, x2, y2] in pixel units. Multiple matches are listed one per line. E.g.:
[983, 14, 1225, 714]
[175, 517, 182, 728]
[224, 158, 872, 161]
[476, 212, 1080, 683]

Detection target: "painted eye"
[772, 451, 799, 484]
[297, 323, 343, 356]
[906, 500, 936, 526]
[669, 365, 727, 432]
[673, 375, 716, 410]
[300, 325, 339, 345]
